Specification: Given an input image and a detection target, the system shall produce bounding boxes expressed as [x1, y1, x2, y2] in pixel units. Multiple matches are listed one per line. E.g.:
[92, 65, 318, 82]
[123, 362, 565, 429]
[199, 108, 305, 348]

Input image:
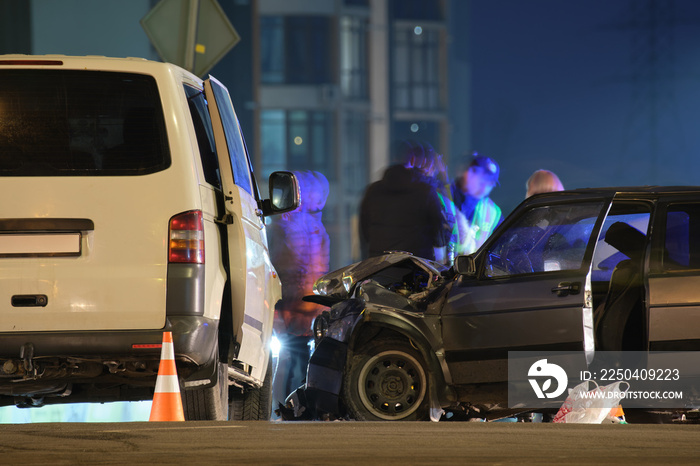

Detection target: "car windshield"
[0, 69, 170, 176]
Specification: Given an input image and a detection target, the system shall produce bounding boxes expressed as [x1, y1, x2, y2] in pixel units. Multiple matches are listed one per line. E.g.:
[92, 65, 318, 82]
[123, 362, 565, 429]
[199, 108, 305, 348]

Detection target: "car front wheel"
[343, 339, 429, 421]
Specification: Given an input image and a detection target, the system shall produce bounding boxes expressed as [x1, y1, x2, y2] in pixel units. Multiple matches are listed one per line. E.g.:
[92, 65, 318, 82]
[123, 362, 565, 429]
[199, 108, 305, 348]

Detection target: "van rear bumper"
[0, 316, 218, 366]
[0, 317, 220, 401]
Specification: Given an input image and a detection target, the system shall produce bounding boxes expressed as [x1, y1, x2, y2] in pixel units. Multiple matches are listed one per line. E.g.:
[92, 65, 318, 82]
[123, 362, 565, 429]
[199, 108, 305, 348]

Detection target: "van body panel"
[0, 174, 195, 331]
[0, 57, 211, 333]
[0, 55, 286, 411]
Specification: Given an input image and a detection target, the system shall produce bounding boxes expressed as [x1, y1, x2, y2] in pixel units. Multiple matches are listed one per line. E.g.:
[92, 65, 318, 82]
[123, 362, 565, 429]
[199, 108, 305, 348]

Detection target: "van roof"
[0, 54, 196, 78]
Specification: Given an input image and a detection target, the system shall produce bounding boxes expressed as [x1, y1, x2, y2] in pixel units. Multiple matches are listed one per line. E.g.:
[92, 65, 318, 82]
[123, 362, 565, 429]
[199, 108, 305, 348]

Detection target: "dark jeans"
[277, 335, 312, 402]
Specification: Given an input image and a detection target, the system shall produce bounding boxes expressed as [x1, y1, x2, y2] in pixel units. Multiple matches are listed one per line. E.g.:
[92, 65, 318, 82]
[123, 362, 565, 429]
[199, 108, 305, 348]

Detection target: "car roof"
[567, 186, 700, 194]
[526, 186, 700, 201]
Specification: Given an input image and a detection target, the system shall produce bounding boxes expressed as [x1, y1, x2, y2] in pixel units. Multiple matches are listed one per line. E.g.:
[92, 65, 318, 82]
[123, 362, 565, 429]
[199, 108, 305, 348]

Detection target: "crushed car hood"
[311, 252, 448, 301]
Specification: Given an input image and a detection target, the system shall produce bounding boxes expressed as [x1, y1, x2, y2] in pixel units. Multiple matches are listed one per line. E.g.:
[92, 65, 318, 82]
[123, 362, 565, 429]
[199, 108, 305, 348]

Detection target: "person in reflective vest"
[450, 154, 502, 254]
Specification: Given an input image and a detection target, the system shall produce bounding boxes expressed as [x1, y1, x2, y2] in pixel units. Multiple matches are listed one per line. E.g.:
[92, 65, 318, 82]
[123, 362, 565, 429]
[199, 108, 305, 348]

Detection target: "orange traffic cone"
[149, 331, 185, 421]
[610, 404, 625, 418]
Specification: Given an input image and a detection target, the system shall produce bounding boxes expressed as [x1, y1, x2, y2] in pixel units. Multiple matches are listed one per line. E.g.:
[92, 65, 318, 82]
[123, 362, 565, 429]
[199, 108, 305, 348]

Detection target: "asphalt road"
[1, 420, 698, 465]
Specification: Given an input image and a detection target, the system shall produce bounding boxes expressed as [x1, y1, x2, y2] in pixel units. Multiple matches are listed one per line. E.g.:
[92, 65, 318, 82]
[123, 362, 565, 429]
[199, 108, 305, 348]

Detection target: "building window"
[392, 0, 445, 21]
[393, 24, 442, 111]
[340, 16, 368, 100]
[342, 112, 368, 196]
[344, 0, 369, 7]
[261, 16, 333, 85]
[260, 110, 334, 180]
[260, 17, 284, 83]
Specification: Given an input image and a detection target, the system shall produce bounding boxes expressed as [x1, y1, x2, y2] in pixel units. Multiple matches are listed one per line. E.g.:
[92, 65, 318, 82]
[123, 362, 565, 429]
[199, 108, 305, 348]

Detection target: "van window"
[207, 79, 253, 195]
[184, 85, 221, 189]
[0, 70, 170, 176]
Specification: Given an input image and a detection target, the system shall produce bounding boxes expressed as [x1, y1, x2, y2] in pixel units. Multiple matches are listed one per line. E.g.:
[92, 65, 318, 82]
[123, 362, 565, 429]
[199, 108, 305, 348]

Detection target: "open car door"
[443, 197, 613, 384]
[204, 76, 272, 381]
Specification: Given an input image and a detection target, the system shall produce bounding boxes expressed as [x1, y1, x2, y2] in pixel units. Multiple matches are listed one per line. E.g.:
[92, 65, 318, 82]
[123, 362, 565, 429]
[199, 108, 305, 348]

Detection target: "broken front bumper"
[285, 337, 348, 419]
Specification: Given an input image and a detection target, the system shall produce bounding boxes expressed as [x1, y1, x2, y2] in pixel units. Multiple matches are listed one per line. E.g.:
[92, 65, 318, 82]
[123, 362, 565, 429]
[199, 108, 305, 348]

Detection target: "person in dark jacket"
[359, 140, 448, 262]
[269, 170, 330, 411]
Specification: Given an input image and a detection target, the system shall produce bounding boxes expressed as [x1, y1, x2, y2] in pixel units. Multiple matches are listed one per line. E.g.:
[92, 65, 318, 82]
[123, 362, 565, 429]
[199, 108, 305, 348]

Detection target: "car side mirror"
[454, 254, 476, 276]
[260, 171, 300, 216]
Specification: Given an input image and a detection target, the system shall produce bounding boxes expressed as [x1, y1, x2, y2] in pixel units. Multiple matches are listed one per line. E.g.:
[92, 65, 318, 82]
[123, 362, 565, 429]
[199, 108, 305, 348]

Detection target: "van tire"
[229, 357, 273, 420]
[182, 361, 229, 421]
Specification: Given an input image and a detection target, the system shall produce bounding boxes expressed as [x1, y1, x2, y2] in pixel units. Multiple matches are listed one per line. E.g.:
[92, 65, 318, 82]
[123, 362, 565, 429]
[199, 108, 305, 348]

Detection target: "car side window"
[184, 85, 221, 189]
[208, 80, 253, 195]
[484, 202, 604, 278]
[591, 204, 650, 282]
[663, 204, 700, 271]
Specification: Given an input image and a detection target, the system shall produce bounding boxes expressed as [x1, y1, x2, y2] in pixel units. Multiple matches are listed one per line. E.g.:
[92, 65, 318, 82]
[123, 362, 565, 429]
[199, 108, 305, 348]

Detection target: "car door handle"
[551, 282, 580, 297]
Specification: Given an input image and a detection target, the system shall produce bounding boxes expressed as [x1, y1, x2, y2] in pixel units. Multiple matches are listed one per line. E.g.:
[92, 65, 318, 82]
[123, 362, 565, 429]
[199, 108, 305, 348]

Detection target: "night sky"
[467, 0, 700, 216]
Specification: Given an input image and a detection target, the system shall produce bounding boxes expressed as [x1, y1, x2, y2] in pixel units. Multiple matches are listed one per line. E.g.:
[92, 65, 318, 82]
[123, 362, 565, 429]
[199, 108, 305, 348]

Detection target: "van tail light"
[169, 210, 204, 264]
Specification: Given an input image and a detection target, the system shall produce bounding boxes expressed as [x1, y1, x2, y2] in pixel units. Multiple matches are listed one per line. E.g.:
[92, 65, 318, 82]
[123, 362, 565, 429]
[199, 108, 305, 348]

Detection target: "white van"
[0, 55, 298, 420]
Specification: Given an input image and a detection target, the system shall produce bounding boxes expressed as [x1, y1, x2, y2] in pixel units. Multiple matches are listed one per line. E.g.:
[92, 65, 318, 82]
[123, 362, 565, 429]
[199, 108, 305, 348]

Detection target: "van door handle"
[12, 295, 48, 307]
[551, 282, 580, 297]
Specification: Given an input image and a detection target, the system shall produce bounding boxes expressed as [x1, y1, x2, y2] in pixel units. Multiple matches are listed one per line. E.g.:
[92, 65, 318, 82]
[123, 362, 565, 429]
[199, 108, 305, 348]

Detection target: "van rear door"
[204, 76, 273, 381]
[0, 67, 172, 332]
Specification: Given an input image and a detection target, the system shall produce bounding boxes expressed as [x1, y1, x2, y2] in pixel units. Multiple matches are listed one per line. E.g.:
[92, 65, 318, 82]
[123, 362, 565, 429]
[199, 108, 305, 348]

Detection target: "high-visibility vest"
[463, 197, 502, 254]
[437, 192, 459, 264]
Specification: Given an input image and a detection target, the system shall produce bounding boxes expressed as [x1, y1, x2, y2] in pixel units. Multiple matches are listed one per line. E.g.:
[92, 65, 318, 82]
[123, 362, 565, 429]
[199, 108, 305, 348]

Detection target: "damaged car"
[284, 187, 700, 421]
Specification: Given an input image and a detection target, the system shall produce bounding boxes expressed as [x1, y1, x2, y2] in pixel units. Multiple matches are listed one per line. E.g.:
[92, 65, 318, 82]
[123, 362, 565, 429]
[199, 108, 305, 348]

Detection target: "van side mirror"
[454, 254, 476, 276]
[261, 171, 300, 216]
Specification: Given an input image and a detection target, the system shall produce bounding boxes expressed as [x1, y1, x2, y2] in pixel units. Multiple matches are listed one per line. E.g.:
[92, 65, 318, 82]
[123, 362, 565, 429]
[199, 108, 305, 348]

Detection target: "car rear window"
[0, 69, 170, 176]
[664, 204, 700, 271]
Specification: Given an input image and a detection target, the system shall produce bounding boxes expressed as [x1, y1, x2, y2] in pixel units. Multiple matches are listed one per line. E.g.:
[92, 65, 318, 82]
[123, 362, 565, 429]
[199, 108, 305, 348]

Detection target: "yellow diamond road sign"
[141, 0, 240, 77]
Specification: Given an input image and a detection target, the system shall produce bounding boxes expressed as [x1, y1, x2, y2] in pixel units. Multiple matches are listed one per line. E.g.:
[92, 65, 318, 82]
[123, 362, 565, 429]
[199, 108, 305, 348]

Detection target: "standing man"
[451, 154, 502, 254]
[525, 169, 564, 198]
[359, 140, 449, 263]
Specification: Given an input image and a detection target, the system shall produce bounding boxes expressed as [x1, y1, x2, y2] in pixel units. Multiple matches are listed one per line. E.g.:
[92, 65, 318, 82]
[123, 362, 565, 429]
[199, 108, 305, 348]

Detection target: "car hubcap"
[357, 350, 426, 420]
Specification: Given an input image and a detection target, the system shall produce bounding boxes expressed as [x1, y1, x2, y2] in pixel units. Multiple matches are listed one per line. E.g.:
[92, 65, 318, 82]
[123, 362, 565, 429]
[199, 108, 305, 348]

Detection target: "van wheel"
[229, 357, 273, 420]
[182, 361, 229, 420]
[343, 339, 429, 421]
